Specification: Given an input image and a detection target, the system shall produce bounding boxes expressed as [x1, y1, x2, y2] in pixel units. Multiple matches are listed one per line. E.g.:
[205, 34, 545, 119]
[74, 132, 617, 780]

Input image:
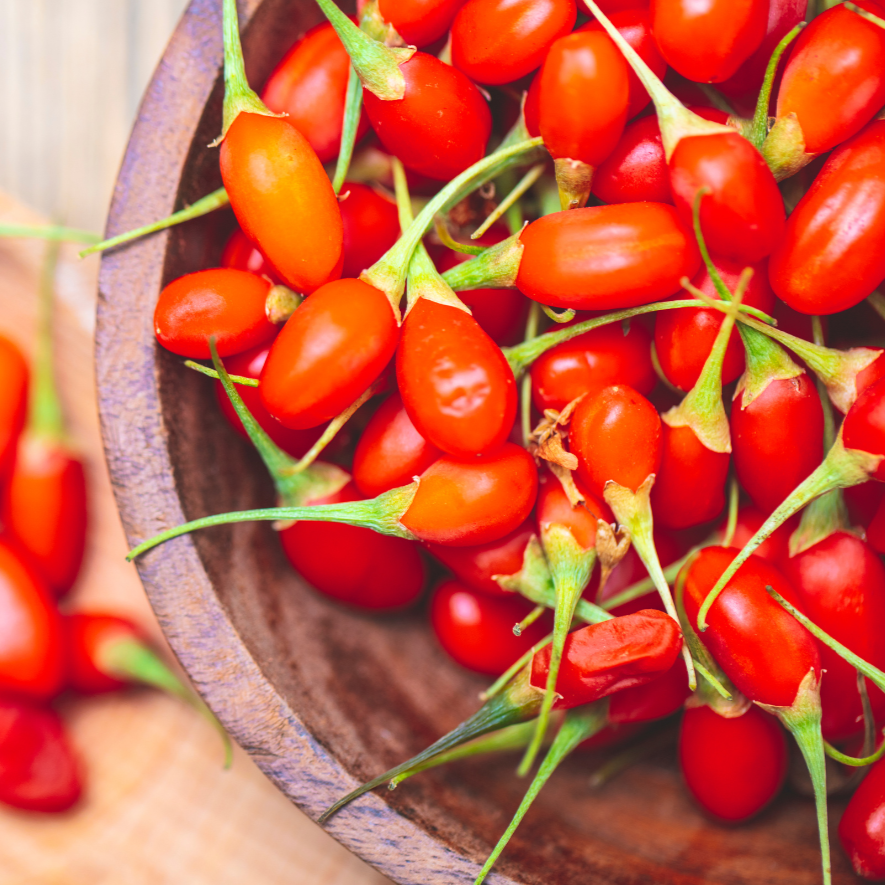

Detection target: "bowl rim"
[93, 1, 519, 882]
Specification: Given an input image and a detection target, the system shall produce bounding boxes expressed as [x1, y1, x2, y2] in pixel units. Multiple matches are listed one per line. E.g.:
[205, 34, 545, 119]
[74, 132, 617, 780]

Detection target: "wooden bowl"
[95, 2, 855, 882]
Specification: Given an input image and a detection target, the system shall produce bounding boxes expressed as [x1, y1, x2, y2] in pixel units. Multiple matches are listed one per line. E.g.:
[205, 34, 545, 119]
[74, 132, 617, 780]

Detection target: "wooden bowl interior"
[97, 1, 858, 882]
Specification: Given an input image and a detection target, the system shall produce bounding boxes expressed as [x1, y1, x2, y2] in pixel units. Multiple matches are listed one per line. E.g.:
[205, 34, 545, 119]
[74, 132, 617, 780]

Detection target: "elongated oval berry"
[401, 443, 538, 546]
[769, 121, 885, 316]
[353, 394, 442, 498]
[280, 483, 425, 611]
[579, 8, 667, 119]
[592, 115, 671, 204]
[538, 29, 630, 168]
[363, 53, 491, 181]
[154, 269, 276, 359]
[430, 579, 549, 675]
[655, 257, 775, 391]
[378, 0, 467, 46]
[451, 0, 577, 85]
[570, 384, 662, 498]
[839, 755, 885, 880]
[650, 425, 729, 530]
[681, 547, 820, 706]
[530, 319, 655, 413]
[650, 0, 768, 83]
[516, 204, 700, 310]
[259, 278, 398, 430]
[396, 298, 517, 457]
[425, 520, 535, 598]
[679, 705, 787, 822]
[530, 609, 682, 709]
[776, 0, 885, 154]
[731, 374, 823, 514]
[843, 376, 885, 481]
[220, 113, 343, 293]
[670, 132, 785, 264]
[260, 22, 369, 163]
[340, 183, 400, 280]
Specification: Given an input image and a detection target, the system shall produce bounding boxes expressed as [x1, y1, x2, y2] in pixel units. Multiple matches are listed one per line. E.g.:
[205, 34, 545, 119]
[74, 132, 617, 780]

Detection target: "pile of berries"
[112, 0, 885, 880]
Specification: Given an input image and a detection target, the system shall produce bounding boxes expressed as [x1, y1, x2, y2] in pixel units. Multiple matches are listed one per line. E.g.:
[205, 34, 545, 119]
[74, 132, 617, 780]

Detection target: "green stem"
[362, 135, 545, 305]
[481, 634, 553, 702]
[471, 164, 544, 241]
[519, 529, 597, 775]
[845, 2, 885, 29]
[722, 477, 740, 548]
[824, 737, 885, 767]
[514, 605, 546, 636]
[220, 0, 274, 138]
[184, 360, 259, 386]
[30, 242, 65, 442]
[319, 669, 544, 823]
[434, 219, 487, 255]
[766, 586, 885, 698]
[503, 298, 773, 379]
[314, 0, 415, 100]
[80, 188, 230, 258]
[750, 24, 805, 149]
[332, 66, 364, 195]
[474, 704, 609, 885]
[127, 482, 419, 561]
[102, 638, 233, 768]
[520, 302, 541, 447]
[0, 223, 100, 245]
[696, 434, 879, 631]
[580, 1, 732, 160]
[868, 291, 885, 323]
[599, 553, 690, 612]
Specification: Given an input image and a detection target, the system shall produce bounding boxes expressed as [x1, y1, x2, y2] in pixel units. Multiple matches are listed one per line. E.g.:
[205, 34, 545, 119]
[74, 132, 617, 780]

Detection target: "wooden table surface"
[0, 196, 390, 884]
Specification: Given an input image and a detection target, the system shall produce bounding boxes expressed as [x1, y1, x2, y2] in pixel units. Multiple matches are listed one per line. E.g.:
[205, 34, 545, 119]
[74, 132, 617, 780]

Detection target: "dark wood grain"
[94, 2, 860, 882]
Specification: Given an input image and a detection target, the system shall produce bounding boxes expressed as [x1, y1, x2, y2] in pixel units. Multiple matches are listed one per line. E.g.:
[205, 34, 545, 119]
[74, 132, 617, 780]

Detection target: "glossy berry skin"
[339, 183, 400, 280]
[281, 483, 425, 611]
[221, 228, 282, 284]
[592, 115, 671, 204]
[570, 385, 662, 499]
[655, 257, 775, 391]
[608, 658, 691, 724]
[154, 268, 276, 359]
[430, 579, 549, 675]
[769, 121, 885, 316]
[2, 436, 87, 596]
[679, 705, 787, 822]
[259, 278, 399, 430]
[516, 204, 700, 311]
[530, 609, 683, 709]
[531, 320, 655, 414]
[260, 22, 368, 163]
[214, 344, 328, 460]
[401, 443, 538, 546]
[536, 470, 611, 552]
[396, 298, 517, 457]
[650, 0, 768, 83]
[538, 30, 630, 167]
[670, 132, 785, 264]
[363, 53, 491, 181]
[681, 547, 820, 707]
[776, 0, 885, 155]
[731, 374, 824, 514]
[352, 394, 442, 498]
[843, 377, 885, 482]
[378, 0, 467, 45]
[717, 0, 807, 108]
[0, 336, 28, 485]
[0, 540, 63, 700]
[0, 696, 81, 812]
[425, 520, 535, 598]
[779, 532, 885, 741]
[650, 424, 729, 530]
[63, 613, 146, 694]
[451, 0, 577, 86]
[839, 755, 885, 880]
[434, 228, 530, 347]
[220, 113, 343, 293]
[579, 9, 667, 119]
